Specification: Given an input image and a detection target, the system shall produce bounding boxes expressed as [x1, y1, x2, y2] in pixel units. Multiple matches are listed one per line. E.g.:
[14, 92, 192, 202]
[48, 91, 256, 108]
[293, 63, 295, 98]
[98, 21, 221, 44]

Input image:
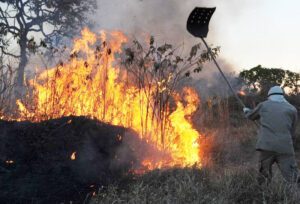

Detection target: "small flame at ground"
[6, 160, 14, 164]
[238, 90, 246, 96]
[71, 152, 76, 160]
[116, 135, 122, 141]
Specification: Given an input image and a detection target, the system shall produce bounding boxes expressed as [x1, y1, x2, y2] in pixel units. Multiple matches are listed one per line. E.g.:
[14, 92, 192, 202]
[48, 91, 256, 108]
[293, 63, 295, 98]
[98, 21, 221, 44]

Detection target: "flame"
[116, 134, 122, 141]
[238, 90, 246, 96]
[71, 152, 76, 160]
[6, 160, 14, 164]
[17, 28, 205, 170]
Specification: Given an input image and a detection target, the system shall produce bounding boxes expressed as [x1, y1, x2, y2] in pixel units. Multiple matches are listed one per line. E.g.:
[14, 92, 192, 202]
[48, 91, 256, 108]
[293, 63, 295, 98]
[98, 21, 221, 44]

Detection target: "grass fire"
[1, 1, 300, 204]
[16, 28, 204, 170]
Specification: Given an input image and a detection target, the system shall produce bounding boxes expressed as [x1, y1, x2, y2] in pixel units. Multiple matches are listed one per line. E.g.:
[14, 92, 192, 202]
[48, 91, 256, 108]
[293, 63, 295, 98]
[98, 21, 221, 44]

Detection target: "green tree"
[284, 70, 300, 94]
[239, 65, 299, 95]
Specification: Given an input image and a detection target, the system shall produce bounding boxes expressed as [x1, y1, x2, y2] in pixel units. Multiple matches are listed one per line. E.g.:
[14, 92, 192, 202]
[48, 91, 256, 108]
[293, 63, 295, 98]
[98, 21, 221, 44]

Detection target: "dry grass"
[90, 121, 300, 204]
[90, 166, 300, 204]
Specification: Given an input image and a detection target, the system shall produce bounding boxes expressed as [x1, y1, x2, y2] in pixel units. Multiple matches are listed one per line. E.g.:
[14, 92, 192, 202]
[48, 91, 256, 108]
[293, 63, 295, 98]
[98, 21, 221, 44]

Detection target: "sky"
[93, 0, 300, 73]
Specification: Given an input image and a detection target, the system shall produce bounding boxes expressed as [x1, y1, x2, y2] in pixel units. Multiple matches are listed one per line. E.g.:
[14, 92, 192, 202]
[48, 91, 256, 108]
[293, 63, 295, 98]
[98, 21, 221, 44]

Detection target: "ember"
[5, 160, 14, 164]
[71, 152, 76, 160]
[17, 28, 204, 170]
[238, 90, 246, 96]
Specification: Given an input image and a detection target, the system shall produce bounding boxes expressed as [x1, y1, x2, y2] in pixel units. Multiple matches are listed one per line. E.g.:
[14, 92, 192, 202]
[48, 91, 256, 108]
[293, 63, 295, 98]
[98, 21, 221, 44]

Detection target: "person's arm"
[291, 110, 298, 145]
[245, 103, 262, 121]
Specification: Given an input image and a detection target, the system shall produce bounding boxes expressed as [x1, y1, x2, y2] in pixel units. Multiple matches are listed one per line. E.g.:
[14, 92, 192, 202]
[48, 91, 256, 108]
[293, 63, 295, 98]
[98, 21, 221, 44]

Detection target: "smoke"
[93, 0, 188, 43]
[92, 0, 259, 42]
[176, 59, 242, 100]
[113, 129, 172, 171]
[91, 0, 255, 97]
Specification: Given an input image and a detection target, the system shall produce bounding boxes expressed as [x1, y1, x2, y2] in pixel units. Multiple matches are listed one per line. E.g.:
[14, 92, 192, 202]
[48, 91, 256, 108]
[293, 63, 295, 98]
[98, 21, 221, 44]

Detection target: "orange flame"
[71, 152, 76, 160]
[17, 28, 204, 170]
[238, 90, 246, 96]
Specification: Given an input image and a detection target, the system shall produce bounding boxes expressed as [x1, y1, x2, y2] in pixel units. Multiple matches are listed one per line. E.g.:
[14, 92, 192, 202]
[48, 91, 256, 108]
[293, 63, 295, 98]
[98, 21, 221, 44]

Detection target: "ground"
[91, 121, 300, 204]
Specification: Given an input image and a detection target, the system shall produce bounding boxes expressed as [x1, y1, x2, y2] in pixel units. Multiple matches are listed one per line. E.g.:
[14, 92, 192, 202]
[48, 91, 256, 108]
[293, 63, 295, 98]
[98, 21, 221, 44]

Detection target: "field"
[1, 21, 300, 204]
[91, 121, 300, 204]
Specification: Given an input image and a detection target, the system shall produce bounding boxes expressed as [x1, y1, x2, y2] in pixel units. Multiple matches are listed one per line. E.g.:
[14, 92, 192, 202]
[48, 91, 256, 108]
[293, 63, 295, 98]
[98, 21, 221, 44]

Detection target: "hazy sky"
[94, 0, 300, 73]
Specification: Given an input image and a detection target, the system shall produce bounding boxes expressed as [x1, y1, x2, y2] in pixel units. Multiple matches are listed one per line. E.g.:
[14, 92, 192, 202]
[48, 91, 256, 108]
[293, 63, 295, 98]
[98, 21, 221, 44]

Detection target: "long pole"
[201, 37, 246, 108]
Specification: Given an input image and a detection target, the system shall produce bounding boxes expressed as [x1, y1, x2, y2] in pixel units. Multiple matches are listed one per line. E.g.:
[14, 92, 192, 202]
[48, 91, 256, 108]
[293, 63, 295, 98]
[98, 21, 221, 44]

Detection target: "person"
[243, 86, 299, 184]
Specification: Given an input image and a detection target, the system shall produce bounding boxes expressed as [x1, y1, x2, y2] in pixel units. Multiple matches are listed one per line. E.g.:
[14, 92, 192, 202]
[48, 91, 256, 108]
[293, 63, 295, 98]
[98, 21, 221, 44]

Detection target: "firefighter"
[243, 86, 299, 184]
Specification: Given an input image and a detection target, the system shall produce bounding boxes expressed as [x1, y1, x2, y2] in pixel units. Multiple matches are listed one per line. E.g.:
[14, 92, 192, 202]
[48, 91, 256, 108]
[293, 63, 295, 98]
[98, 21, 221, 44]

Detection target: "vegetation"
[91, 167, 300, 204]
[239, 65, 300, 95]
[0, 20, 299, 202]
[91, 122, 300, 204]
[0, 0, 97, 86]
[0, 52, 15, 116]
[89, 61, 300, 203]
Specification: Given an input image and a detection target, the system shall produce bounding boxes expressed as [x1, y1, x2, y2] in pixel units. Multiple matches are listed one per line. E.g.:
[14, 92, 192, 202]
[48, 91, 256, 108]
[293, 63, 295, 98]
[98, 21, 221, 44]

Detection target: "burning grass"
[15, 28, 214, 170]
[1, 27, 299, 203]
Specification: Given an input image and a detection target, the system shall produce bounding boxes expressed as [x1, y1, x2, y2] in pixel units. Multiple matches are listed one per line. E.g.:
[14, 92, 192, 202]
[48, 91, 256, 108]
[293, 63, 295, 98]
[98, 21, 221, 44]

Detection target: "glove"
[243, 107, 251, 114]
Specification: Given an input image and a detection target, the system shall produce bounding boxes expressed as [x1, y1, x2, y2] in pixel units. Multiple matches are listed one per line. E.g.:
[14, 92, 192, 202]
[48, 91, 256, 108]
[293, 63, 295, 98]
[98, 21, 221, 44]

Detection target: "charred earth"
[0, 116, 139, 203]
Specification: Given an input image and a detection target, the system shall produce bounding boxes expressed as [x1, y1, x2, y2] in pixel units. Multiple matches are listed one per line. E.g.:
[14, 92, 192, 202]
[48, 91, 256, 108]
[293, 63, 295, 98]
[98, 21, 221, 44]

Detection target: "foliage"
[239, 65, 300, 95]
[0, 0, 97, 86]
[285, 70, 300, 94]
[123, 35, 220, 110]
[0, 52, 15, 116]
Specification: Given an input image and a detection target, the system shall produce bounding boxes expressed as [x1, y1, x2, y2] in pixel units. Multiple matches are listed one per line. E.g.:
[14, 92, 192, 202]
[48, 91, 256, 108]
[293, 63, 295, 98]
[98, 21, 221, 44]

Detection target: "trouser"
[258, 150, 299, 184]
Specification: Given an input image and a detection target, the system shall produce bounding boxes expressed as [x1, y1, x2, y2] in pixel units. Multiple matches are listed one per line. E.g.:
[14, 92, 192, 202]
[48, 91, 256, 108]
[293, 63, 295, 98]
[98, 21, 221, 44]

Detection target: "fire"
[17, 28, 204, 170]
[6, 160, 14, 164]
[71, 152, 76, 160]
[116, 134, 122, 141]
[238, 90, 246, 96]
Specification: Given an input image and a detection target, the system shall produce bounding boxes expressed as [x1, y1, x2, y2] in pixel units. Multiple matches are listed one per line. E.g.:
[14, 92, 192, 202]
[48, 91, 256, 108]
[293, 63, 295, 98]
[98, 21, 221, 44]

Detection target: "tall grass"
[91, 166, 300, 204]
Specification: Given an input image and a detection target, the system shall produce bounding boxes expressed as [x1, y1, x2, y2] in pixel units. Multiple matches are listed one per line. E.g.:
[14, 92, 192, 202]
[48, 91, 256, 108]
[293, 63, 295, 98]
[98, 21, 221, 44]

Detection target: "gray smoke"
[91, 0, 255, 97]
[92, 0, 258, 43]
[179, 59, 243, 99]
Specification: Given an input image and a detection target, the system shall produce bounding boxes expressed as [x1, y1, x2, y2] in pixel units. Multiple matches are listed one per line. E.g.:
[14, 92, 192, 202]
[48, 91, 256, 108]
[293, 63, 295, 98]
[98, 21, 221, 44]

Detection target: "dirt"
[0, 116, 138, 203]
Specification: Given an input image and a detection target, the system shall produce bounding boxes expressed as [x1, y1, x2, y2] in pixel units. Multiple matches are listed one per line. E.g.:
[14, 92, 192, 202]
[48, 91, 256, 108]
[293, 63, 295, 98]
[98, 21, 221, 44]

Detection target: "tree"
[284, 70, 300, 94]
[0, 0, 97, 87]
[239, 65, 300, 95]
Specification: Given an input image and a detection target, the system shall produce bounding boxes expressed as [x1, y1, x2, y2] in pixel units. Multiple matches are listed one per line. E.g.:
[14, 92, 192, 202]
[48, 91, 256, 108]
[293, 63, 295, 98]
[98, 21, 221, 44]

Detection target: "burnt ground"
[0, 116, 140, 204]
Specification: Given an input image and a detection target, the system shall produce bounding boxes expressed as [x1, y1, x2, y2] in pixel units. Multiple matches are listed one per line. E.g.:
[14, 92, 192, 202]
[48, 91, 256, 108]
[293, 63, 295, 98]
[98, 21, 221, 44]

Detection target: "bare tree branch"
[0, 47, 20, 58]
[0, 0, 97, 86]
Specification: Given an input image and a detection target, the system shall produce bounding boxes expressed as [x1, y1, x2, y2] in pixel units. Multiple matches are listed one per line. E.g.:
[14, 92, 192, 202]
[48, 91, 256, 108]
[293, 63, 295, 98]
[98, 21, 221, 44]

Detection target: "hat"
[267, 86, 284, 97]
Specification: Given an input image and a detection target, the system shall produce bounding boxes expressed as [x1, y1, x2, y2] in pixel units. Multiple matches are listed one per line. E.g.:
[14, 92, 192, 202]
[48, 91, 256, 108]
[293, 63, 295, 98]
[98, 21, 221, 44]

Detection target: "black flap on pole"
[187, 7, 216, 38]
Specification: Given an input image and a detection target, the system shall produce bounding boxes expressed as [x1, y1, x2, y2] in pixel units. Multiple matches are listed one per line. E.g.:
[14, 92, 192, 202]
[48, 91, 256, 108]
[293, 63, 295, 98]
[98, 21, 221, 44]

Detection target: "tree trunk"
[16, 35, 28, 87]
[14, 34, 28, 99]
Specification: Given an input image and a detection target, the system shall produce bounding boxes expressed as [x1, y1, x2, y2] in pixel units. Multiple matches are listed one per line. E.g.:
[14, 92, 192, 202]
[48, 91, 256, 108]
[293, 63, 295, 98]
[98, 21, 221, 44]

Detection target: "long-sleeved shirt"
[246, 100, 298, 155]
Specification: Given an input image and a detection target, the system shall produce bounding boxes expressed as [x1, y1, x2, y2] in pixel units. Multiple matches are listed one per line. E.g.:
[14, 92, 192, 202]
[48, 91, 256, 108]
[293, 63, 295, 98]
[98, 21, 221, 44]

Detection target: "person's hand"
[243, 107, 251, 114]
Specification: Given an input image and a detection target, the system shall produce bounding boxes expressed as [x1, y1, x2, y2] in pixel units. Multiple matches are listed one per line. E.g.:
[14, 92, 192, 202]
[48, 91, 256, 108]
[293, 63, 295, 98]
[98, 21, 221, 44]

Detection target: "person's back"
[244, 86, 299, 184]
[248, 100, 297, 155]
